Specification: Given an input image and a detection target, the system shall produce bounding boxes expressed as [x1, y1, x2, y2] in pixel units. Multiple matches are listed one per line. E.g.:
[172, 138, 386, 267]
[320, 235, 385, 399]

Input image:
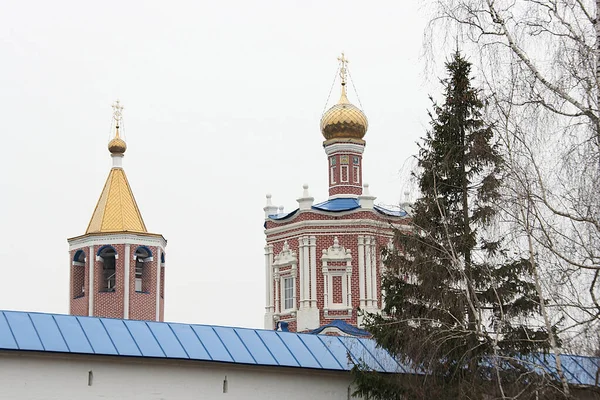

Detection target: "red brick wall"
[332, 276, 343, 303]
[93, 244, 125, 319]
[69, 243, 165, 321]
[159, 265, 165, 322]
[266, 209, 405, 332]
[327, 151, 364, 197]
[70, 247, 89, 316]
[128, 245, 158, 321]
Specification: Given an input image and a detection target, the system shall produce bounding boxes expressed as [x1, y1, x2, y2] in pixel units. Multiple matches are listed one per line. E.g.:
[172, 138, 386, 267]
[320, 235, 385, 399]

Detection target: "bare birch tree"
[425, 0, 600, 394]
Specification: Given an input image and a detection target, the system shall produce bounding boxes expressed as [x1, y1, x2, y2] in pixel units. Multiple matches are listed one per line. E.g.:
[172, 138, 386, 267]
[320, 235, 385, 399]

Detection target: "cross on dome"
[112, 100, 124, 126]
[337, 52, 349, 86]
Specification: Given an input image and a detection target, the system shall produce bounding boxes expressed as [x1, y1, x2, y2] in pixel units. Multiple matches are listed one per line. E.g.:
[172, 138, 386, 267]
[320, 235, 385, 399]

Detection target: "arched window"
[98, 246, 117, 292]
[72, 250, 86, 298]
[134, 247, 152, 293]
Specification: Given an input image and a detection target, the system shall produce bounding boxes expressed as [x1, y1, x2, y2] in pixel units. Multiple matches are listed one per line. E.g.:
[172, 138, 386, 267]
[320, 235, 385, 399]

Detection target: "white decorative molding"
[263, 194, 279, 219]
[296, 185, 314, 211]
[265, 217, 407, 236]
[111, 153, 124, 168]
[68, 233, 167, 251]
[72, 261, 85, 266]
[267, 228, 397, 244]
[88, 245, 94, 315]
[358, 183, 376, 209]
[329, 183, 363, 189]
[272, 241, 298, 315]
[264, 244, 275, 329]
[324, 143, 365, 156]
[156, 247, 162, 322]
[273, 241, 297, 267]
[321, 237, 353, 313]
[123, 244, 130, 319]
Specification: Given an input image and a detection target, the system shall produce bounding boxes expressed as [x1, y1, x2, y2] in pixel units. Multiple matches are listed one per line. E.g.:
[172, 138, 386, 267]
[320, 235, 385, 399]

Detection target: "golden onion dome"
[320, 84, 368, 143]
[108, 127, 127, 154]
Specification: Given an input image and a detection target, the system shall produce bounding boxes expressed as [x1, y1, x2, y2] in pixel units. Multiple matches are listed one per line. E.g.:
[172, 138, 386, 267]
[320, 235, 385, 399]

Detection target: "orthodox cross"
[112, 100, 124, 127]
[338, 52, 349, 85]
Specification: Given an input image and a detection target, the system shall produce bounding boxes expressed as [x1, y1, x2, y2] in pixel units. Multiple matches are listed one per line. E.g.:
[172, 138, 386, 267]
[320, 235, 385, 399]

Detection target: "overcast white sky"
[0, 0, 439, 328]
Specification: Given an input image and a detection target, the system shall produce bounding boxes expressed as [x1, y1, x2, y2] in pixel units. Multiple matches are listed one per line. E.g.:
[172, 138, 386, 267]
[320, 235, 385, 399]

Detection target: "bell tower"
[68, 101, 167, 321]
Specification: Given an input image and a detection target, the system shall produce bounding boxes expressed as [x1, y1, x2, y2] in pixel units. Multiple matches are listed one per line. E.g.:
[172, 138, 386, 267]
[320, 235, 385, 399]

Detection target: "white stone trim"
[353, 166, 360, 184]
[327, 193, 359, 200]
[264, 245, 274, 314]
[329, 183, 362, 190]
[72, 261, 85, 266]
[111, 154, 124, 168]
[265, 217, 406, 235]
[324, 143, 365, 156]
[321, 237, 353, 312]
[340, 165, 349, 183]
[68, 234, 167, 251]
[267, 228, 397, 243]
[124, 244, 130, 319]
[272, 242, 297, 315]
[358, 236, 366, 308]
[309, 236, 317, 308]
[370, 237, 378, 309]
[88, 245, 94, 315]
[156, 248, 161, 321]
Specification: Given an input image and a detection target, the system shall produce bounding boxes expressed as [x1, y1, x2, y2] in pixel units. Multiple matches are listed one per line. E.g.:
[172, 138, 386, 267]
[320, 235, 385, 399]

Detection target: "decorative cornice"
[324, 142, 365, 156]
[68, 233, 167, 251]
[266, 217, 406, 236]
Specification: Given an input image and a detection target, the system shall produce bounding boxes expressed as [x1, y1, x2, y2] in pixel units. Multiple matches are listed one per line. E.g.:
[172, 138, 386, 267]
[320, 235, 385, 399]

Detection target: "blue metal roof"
[374, 204, 408, 217]
[268, 209, 298, 221]
[312, 198, 360, 212]
[0, 310, 403, 373]
[0, 310, 598, 387]
[308, 319, 371, 337]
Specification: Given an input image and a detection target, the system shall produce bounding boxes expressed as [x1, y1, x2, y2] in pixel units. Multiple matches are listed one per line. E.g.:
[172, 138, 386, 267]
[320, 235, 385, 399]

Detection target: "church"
[0, 56, 598, 399]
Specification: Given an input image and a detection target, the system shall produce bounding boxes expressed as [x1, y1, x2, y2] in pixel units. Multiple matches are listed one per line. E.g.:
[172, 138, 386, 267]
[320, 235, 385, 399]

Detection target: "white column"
[323, 267, 329, 312]
[380, 258, 385, 311]
[371, 240, 378, 309]
[123, 244, 130, 319]
[155, 248, 162, 321]
[346, 267, 352, 308]
[309, 236, 317, 308]
[302, 237, 310, 307]
[274, 276, 280, 314]
[358, 236, 366, 308]
[298, 239, 305, 306]
[88, 246, 94, 316]
[264, 245, 274, 311]
[365, 236, 373, 308]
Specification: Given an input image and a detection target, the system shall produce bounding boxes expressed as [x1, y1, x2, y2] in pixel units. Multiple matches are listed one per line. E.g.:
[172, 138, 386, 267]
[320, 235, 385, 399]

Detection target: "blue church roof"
[1, 310, 598, 387]
[308, 319, 371, 337]
[312, 198, 361, 212]
[267, 198, 408, 221]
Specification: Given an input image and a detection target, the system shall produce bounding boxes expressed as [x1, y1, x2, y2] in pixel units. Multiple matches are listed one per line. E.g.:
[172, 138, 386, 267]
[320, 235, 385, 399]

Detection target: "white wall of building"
[0, 351, 358, 400]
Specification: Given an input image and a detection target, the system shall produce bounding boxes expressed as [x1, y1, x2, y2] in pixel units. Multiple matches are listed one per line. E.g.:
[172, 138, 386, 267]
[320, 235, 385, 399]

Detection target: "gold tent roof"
[86, 167, 147, 234]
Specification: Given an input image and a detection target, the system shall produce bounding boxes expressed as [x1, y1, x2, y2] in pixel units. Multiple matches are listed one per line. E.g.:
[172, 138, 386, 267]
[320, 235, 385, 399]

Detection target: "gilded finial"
[337, 52, 349, 86]
[337, 53, 350, 104]
[108, 100, 127, 155]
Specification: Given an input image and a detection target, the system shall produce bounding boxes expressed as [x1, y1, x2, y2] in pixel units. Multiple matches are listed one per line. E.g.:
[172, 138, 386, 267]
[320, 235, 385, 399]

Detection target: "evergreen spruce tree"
[353, 52, 555, 399]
